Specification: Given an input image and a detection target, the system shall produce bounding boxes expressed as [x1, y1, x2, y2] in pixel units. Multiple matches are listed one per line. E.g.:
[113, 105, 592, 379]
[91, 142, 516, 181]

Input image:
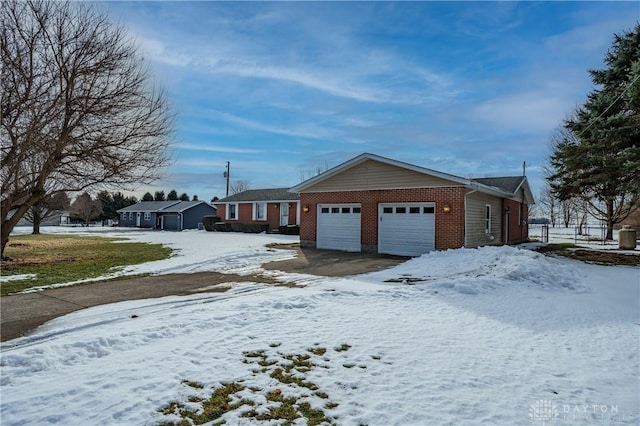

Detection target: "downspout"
[180, 213, 184, 231]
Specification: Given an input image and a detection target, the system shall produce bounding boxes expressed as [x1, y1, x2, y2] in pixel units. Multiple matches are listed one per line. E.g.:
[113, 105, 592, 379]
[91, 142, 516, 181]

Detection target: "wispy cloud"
[174, 143, 263, 155]
[206, 109, 338, 140]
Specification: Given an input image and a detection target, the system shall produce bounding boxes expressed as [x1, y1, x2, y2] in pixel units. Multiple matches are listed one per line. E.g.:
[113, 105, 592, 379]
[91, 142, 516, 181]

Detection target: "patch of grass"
[535, 243, 579, 253]
[0, 234, 172, 295]
[270, 367, 319, 390]
[535, 243, 640, 265]
[161, 346, 353, 425]
[308, 346, 327, 356]
[160, 381, 251, 425]
[298, 402, 332, 426]
[182, 380, 205, 389]
[335, 343, 351, 352]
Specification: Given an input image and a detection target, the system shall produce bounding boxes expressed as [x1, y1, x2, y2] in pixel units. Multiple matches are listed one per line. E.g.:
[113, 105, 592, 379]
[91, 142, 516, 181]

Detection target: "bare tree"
[1, 0, 172, 258]
[23, 192, 70, 234]
[70, 192, 102, 227]
[297, 161, 331, 182]
[537, 183, 558, 228]
[230, 180, 250, 195]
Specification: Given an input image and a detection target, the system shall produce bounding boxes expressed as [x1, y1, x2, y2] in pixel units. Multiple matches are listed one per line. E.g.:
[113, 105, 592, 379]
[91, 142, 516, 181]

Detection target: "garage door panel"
[379, 203, 435, 256]
[317, 204, 361, 252]
[162, 214, 180, 231]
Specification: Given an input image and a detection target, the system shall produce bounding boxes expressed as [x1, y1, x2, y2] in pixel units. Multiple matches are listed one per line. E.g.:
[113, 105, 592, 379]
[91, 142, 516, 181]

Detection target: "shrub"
[214, 222, 232, 232]
[202, 216, 221, 231]
[230, 223, 268, 233]
[279, 225, 300, 235]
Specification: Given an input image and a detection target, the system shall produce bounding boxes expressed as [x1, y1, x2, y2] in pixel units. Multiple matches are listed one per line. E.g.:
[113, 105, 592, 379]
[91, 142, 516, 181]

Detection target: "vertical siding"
[182, 204, 217, 229]
[464, 191, 502, 247]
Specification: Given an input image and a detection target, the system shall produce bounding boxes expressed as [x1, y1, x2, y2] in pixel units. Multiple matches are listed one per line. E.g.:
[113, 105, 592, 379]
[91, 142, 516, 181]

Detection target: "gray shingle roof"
[218, 188, 299, 203]
[117, 201, 180, 213]
[472, 176, 526, 194]
[161, 201, 215, 213]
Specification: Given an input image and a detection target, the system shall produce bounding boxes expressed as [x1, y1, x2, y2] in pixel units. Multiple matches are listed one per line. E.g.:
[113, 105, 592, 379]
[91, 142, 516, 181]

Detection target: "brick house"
[290, 153, 534, 256]
[215, 188, 300, 232]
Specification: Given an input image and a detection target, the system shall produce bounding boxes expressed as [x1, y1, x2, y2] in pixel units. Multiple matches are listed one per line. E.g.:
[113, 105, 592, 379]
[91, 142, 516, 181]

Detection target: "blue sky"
[103, 1, 639, 202]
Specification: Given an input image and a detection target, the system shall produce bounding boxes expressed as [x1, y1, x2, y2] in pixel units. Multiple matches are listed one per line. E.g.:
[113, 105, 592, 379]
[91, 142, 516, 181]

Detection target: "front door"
[280, 203, 289, 226]
[136, 212, 141, 227]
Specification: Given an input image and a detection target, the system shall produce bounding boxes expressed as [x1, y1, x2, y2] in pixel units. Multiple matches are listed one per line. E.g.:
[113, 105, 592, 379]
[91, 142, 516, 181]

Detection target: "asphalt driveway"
[1, 247, 407, 342]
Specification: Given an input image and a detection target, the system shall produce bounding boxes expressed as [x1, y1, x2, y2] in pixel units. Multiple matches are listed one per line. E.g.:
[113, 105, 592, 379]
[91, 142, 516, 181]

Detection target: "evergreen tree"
[179, 193, 189, 201]
[154, 191, 166, 201]
[192, 195, 199, 201]
[549, 25, 640, 239]
[142, 192, 154, 201]
[167, 189, 179, 200]
[97, 191, 115, 221]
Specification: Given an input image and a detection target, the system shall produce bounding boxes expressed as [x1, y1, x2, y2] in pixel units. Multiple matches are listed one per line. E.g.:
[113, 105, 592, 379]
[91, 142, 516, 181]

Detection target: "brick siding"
[299, 187, 466, 251]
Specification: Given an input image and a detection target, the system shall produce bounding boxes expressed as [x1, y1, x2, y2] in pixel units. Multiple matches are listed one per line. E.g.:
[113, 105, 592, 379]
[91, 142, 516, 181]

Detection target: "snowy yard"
[1, 227, 639, 425]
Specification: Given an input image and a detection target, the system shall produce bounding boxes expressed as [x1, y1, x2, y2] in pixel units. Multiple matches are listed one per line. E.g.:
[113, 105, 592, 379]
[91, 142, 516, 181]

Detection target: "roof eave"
[291, 152, 471, 192]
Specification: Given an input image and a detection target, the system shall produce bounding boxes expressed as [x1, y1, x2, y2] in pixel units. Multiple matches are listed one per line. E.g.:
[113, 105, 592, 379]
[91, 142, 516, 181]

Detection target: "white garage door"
[317, 204, 361, 252]
[378, 203, 435, 256]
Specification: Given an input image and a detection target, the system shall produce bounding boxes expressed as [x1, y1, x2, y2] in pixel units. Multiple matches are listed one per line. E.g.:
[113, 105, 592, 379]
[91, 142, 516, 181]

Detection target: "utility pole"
[224, 161, 230, 197]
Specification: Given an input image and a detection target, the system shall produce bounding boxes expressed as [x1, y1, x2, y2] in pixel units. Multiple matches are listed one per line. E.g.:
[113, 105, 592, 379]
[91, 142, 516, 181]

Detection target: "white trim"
[226, 203, 238, 220]
[253, 202, 267, 221]
[485, 204, 492, 235]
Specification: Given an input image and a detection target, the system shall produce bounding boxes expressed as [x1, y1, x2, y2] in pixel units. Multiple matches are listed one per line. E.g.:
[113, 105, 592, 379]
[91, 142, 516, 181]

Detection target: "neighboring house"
[290, 153, 534, 256]
[215, 188, 300, 231]
[117, 201, 217, 231]
[15, 211, 71, 227]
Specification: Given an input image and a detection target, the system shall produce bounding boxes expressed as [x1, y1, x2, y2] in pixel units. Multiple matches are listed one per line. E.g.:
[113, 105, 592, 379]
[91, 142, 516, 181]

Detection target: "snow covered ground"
[1, 227, 639, 425]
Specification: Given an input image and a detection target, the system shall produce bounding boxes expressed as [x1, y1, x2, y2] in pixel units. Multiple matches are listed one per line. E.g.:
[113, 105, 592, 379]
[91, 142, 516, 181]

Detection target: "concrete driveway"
[1, 247, 407, 342]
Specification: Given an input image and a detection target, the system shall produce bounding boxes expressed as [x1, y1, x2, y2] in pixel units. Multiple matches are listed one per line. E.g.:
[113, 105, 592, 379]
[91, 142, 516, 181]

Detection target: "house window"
[144, 212, 151, 221]
[485, 205, 492, 234]
[128, 212, 132, 220]
[254, 203, 266, 220]
[227, 203, 237, 220]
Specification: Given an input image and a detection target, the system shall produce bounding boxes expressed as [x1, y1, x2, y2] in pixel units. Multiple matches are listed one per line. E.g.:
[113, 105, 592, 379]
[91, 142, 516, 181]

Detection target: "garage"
[161, 214, 180, 231]
[316, 204, 361, 252]
[378, 203, 435, 256]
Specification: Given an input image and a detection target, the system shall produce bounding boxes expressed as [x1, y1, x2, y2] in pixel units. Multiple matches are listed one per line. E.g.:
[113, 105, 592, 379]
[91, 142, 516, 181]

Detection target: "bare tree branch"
[1, 0, 173, 257]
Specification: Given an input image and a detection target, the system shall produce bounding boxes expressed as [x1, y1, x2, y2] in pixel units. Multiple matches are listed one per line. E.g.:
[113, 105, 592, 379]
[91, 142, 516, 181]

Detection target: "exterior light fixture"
[443, 205, 451, 213]
[303, 205, 310, 213]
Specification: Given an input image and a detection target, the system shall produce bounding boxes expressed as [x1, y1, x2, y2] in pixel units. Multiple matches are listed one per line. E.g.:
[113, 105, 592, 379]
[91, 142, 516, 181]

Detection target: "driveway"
[1, 247, 407, 342]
